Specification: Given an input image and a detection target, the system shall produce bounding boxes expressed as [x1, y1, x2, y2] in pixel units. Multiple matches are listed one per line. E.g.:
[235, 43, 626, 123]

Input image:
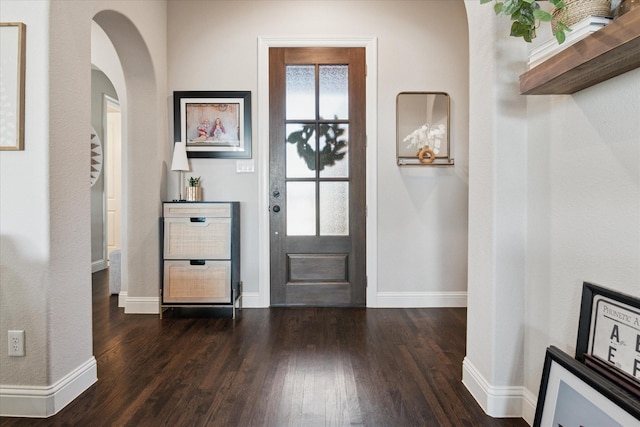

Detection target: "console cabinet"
[161, 202, 241, 317]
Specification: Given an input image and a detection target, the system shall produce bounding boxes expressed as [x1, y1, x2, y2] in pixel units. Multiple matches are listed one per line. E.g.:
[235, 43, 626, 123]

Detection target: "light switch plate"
[236, 159, 255, 173]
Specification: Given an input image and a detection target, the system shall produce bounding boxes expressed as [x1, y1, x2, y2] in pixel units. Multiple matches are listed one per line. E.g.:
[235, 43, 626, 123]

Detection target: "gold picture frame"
[0, 22, 26, 151]
[396, 92, 453, 166]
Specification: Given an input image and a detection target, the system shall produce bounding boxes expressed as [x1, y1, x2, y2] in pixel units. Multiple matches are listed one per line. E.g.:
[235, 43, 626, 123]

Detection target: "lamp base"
[177, 171, 185, 201]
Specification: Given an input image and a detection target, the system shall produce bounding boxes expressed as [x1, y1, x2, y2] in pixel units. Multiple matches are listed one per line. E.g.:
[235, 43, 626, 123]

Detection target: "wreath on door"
[286, 122, 347, 171]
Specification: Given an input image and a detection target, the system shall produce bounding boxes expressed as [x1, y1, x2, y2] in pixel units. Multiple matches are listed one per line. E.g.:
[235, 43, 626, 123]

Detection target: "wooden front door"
[269, 47, 366, 306]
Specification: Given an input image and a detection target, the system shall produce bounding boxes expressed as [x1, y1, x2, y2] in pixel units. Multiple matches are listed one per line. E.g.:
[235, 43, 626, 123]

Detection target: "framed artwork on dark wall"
[533, 346, 640, 427]
[575, 281, 640, 397]
[173, 91, 252, 159]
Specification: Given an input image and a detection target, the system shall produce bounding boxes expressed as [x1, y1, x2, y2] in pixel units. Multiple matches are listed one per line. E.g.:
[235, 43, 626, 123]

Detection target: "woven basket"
[552, 0, 612, 33]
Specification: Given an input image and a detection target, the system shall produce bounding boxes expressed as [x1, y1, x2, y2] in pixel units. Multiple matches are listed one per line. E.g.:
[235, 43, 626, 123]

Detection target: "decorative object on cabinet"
[575, 282, 640, 397]
[170, 141, 190, 201]
[185, 176, 202, 202]
[161, 202, 241, 318]
[0, 22, 26, 151]
[520, 7, 640, 94]
[480, 0, 569, 44]
[396, 92, 453, 166]
[533, 346, 640, 427]
[173, 91, 252, 159]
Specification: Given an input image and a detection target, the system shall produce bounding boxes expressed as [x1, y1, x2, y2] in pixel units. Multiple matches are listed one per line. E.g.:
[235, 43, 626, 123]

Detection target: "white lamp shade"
[171, 141, 190, 171]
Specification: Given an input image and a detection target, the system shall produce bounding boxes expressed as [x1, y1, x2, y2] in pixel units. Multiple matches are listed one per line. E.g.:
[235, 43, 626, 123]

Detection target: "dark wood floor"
[2, 270, 528, 426]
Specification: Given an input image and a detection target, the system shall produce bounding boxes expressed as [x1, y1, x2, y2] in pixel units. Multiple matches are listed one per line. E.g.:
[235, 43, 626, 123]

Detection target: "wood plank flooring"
[2, 270, 528, 426]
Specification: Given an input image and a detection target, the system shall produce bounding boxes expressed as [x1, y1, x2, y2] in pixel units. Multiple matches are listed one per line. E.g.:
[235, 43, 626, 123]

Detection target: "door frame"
[104, 94, 121, 260]
[257, 36, 379, 308]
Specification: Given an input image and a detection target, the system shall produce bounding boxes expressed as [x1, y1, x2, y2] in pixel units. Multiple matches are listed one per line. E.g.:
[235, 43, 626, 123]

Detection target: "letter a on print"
[610, 324, 620, 342]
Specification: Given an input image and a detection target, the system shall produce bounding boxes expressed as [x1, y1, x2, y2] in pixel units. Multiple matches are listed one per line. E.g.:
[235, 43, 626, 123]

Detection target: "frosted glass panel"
[319, 65, 348, 120]
[287, 182, 316, 236]
[319, 124, 348, 178]
[286, 65, 315, 120]
[286, 124, 316, 178]
[320, 182, 348, 236]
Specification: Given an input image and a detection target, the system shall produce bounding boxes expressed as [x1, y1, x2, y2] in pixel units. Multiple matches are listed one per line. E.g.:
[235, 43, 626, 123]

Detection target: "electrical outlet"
[8, 330, 25, 357]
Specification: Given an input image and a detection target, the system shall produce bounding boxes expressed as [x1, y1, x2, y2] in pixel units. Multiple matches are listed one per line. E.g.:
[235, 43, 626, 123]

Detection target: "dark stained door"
[269, 47, 366, 306]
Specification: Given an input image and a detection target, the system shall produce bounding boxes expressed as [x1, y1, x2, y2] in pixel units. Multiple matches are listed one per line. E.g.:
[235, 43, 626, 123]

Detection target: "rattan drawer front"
[164, 217, 231, 259]
[163, 260, 231, 303]
[163, 203, 231, 218]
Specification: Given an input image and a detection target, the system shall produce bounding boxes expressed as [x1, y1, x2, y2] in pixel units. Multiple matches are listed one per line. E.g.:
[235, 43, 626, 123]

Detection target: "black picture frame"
[173, 91, 252, 159]
[533, 346, 640, 427]
[575, 281, 640, 396]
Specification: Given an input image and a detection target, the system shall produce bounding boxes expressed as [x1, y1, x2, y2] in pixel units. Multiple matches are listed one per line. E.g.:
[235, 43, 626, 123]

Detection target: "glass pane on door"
[286, 65, 315, 120]
[286, 124, 316, 178]
[286, 182, 316, 236]
[320, 181, 349, 236]
[319, 123, 349, 178]
[319, 65, 348, 120]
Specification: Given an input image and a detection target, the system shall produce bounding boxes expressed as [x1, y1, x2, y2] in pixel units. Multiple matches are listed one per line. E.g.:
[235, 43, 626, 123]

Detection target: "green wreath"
[287, 122, 347, 171]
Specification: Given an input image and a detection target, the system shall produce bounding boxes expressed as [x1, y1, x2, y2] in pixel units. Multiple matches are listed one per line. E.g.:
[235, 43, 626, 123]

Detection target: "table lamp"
[170, 141, 190, 201]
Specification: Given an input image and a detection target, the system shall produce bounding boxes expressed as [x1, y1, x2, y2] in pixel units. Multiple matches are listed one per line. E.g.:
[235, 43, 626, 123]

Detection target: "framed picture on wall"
[396, 92, 453, 166]
[173, 91, 252, 158]
[0, 22, 26, 151]
[575, 281, 640, 397]
[533, 346, 640, 427]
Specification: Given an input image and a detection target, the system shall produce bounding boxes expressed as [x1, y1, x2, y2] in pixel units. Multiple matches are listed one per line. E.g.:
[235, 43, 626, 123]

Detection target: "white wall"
[0, 0, 51, 390]
[463, 1, 640, 423]
[0, 0, 168, 416]
[523, 68, 640, 417]
[167, 0, 470, 307]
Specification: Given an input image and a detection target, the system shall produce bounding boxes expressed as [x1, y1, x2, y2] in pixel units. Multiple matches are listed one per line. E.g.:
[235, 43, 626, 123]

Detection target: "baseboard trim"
[375, 291, 467, 308]
[113, 290, 468, 311]
[118, 291, 127, 308]
[124, 296, 159, 314]
[521, 388, 537, 426]
[91, 259, 107, 273]
[239, 292, 262, 308]
[0, 357, 97, 418]
[239, 291, 468, 308]
[462, 357, 526, 419]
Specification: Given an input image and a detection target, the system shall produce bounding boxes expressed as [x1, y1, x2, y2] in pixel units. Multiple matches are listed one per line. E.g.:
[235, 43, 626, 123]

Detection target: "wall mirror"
[396, 92, 453, 166]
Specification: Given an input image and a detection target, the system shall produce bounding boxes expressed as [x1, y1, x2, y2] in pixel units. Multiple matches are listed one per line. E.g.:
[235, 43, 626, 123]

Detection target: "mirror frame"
[396, 91, 453, 166]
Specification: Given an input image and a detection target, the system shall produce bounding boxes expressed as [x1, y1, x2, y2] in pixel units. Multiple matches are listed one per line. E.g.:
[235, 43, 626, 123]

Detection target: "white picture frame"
[533, 346, 640, 427]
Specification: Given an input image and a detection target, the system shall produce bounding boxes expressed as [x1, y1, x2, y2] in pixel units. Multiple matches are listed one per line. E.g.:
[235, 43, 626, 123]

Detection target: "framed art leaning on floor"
[533, 346, 640, 427]
[575, 281, 640, 397]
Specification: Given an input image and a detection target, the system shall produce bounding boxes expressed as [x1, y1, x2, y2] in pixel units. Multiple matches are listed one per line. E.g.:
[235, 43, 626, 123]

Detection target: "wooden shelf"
[520, 8, 640, 95]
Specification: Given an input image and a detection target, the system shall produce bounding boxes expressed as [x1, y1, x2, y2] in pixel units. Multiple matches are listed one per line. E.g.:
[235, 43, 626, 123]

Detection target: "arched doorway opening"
[92, 10, 161, 314]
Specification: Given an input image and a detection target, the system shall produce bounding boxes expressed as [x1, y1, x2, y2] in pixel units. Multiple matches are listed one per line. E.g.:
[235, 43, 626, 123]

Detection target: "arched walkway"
[92, 10, 162, 314]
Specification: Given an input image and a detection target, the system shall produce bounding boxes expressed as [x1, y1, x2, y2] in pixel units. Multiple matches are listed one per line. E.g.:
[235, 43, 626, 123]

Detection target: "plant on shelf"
[188, 176, 201, 187]
[481, 0, 570, 44]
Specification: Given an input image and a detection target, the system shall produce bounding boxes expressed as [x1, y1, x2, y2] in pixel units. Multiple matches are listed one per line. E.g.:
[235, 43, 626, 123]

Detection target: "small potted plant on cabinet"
[186, 176, 202, 202]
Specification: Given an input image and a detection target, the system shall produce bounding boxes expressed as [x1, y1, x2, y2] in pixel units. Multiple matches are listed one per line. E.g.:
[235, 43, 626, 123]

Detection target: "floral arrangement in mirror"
[403, 123, 447, 165]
